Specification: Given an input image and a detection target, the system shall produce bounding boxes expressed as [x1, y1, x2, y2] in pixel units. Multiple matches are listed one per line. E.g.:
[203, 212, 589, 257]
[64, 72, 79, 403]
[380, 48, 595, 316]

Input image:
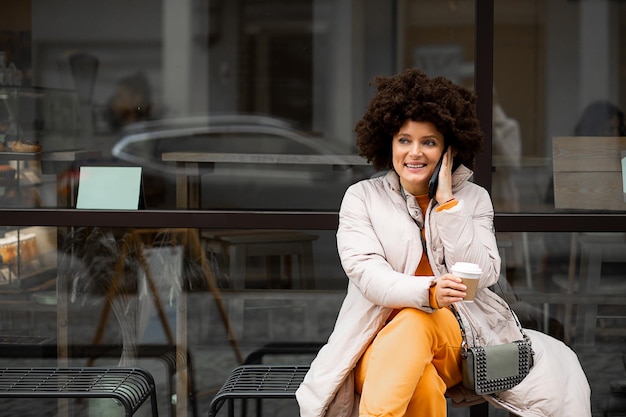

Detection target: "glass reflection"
[499, 231, 626, 414]
[2, 0, 388, 210]
[0, 225, 346, 415]
[0, 225, 346, 347]
[493, 0, 626, 214]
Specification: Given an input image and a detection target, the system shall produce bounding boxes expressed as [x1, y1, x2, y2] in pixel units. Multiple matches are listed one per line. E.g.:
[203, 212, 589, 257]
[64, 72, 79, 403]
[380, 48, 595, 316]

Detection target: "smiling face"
[392, 119, 446, 196]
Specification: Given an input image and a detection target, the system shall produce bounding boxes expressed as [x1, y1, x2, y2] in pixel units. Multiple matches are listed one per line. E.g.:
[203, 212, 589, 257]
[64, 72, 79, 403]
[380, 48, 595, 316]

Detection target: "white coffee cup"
[450, 262, 482, 302]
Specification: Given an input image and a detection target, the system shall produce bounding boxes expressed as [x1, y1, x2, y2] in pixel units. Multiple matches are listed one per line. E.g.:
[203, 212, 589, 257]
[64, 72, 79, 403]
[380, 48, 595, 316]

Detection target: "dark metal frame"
[0, 209, 624, 233]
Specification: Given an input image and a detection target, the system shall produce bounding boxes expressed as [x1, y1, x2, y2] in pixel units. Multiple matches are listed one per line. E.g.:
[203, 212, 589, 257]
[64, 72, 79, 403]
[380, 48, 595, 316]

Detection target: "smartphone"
[428, 145, 448, 200]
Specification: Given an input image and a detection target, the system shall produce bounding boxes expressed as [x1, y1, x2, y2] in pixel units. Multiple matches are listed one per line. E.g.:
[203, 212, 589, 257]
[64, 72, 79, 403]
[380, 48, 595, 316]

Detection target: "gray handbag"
[451, 303, 534, 395]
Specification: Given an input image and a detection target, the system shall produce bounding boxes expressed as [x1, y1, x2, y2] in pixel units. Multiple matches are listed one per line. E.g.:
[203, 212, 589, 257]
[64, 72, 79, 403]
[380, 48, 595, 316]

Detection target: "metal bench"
[0, 340, 197, 417]
[206, 342, 321, 417]
[208, 364, 307, 417]
[208, 363, 495, 417]
[0, 367, 158, 417]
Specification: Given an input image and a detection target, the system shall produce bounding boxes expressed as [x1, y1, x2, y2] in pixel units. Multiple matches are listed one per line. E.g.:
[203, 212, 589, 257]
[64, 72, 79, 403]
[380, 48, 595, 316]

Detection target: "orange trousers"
[354, 307, 463, 417]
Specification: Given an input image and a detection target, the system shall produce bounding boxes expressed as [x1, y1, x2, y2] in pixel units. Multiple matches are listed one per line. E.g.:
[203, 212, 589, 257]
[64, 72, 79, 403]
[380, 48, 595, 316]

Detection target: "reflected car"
[111, 114, 374, 210]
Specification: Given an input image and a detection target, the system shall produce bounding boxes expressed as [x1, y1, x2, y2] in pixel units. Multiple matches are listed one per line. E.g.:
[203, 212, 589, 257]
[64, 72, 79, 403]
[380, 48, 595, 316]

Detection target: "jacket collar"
[382, 164, 474, 195]
[382, 165, 474, 231]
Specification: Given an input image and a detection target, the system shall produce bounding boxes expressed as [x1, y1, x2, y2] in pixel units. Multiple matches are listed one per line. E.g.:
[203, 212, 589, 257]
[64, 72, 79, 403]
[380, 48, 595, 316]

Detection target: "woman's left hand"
[435, 147, 454, 204]
[435, 273, 467, 307]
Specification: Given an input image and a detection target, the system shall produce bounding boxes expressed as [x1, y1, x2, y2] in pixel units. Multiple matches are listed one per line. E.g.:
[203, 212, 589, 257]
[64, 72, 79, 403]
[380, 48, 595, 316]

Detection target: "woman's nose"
[408, 143, 422, 156]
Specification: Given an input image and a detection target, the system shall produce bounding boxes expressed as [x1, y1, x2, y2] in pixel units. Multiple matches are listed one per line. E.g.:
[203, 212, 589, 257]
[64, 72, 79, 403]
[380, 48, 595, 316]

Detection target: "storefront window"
[1, 0, 393, 211]
[2, 1, 626, 416]
[492, 0, 626, 215]
[492, 2, 626, 415]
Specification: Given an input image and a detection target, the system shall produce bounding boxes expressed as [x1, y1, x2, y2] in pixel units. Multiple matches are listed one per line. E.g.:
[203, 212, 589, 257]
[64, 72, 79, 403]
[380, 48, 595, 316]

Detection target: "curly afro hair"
[355, 68, 484, 171]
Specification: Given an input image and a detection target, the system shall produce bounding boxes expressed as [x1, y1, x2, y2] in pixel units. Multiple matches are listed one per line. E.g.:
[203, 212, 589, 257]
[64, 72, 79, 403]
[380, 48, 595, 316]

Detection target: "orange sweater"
[388, 195, 457, 320]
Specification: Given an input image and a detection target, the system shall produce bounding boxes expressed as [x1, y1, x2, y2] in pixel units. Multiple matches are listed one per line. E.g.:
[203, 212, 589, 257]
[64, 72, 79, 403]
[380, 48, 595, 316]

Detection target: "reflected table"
[161, 152, 370, 209]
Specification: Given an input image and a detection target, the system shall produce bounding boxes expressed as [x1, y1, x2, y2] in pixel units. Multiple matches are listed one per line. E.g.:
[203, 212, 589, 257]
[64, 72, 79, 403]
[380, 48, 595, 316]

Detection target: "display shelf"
[0, 226, 57, 291]
[0, 151, 41, 161]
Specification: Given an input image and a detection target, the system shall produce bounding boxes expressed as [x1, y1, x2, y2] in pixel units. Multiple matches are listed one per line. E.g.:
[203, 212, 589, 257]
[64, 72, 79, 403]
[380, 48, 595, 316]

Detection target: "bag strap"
[449, 305, 471, 356]
[493, 279, 531, 342]
[450, 291, 531, 357]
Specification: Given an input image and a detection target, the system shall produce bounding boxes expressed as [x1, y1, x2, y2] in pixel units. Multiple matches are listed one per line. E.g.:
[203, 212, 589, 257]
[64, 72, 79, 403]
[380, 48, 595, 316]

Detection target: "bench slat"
[0, 367, 158, 417]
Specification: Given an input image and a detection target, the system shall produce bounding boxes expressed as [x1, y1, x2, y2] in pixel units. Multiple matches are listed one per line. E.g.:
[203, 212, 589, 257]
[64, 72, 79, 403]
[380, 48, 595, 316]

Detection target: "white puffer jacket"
[296, 167, 591, 417]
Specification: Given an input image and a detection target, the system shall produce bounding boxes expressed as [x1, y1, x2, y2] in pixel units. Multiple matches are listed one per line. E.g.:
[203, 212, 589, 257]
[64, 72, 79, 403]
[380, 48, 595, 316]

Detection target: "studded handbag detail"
[451, 304, 534, 395]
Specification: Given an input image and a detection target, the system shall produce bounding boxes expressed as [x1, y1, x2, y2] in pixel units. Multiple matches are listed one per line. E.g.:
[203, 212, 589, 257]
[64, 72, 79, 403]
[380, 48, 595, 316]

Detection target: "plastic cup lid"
[451, 262, 482, 274]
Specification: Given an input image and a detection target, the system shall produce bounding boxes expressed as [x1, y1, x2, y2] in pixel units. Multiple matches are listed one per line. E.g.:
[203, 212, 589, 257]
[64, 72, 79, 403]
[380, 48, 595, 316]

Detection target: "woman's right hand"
[435, 273, 467, 307]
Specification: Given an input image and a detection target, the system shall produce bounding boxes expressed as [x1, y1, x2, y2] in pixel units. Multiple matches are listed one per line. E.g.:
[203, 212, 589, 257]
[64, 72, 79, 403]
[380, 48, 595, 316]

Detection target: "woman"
[296, 68, 591, 417]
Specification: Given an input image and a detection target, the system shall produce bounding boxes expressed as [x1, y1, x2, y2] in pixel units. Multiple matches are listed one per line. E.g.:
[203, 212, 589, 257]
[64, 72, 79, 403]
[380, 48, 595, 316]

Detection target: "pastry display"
[0, 233, 39, 264]
[20, 233, 39, 261]
[11, 139, 42, 153]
